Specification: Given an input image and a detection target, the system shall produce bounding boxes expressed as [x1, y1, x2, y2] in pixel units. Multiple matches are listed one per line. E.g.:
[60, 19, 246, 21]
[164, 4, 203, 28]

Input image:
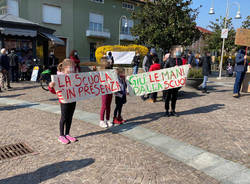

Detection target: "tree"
[242, 15, 250, 29]
[205, 17, 236, 53]
[131, 0, 201, 51]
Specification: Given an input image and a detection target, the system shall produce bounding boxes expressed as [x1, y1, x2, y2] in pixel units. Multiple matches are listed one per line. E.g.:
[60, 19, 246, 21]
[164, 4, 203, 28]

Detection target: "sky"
[190, 0, 250, 30]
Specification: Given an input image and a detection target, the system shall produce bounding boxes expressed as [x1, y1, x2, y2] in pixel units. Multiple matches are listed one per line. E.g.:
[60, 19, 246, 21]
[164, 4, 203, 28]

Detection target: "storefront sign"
[127, 65, 189, 96]
[51, 70, 120, 103]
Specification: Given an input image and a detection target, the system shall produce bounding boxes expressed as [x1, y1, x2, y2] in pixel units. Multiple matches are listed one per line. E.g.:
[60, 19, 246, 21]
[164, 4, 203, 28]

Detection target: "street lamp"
[209, 0, 241, 79]
[119, 15, 128, 45]
[209, 0, 215, 14]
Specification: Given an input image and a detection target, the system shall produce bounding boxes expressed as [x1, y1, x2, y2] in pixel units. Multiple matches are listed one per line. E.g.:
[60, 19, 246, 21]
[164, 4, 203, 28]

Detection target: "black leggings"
[114, 97, 123, 118]
[60, 102, 76, 136]
[165, 88, 179, 112]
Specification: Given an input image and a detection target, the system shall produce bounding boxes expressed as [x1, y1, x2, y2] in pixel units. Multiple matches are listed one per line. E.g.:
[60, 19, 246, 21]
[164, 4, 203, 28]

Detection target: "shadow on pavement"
[0, 103, 39, 111]
[77, 104, 225, 138]
[0, 158, 95, 184]
[10, 85, 40, 91]
[0, 93, 25, 98]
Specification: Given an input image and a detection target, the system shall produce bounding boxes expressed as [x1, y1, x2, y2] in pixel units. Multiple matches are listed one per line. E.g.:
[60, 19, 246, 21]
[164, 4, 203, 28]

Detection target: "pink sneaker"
[65, 135, 77, 143]
[58, 136, 69, 144]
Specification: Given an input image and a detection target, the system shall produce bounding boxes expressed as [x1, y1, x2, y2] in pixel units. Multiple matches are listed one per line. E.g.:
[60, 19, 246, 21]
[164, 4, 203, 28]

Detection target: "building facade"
[0, 0, 140, 62]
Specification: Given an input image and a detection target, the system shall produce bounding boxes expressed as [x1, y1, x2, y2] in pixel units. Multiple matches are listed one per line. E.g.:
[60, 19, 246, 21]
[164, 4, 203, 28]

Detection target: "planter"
[186, 78, 203, 89]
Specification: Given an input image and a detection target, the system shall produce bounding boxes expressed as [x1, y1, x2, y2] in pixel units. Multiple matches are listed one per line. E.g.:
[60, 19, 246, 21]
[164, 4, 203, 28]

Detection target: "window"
[90, 0, 104, 3]
[122, 2, 134, 10]
[89, 13, 104, 32]
[121, 19, 134, 35]
[43, 4, 61, 24]
[90, 43, 97, 61]
[7, 0, 19, 16]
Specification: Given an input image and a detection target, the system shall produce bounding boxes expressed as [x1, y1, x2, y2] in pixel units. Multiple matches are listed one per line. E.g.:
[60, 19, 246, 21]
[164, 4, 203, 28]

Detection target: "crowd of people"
[0, 46, 248, 144]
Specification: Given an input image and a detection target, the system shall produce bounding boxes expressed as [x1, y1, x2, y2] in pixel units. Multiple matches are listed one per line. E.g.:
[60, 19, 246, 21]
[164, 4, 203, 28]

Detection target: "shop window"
[121, 19, 134, 35]
[90, 43, 96, 62]
[7, 0, 19, 16]
[43, 4, 61, 24]
[89, 13, 104, 32]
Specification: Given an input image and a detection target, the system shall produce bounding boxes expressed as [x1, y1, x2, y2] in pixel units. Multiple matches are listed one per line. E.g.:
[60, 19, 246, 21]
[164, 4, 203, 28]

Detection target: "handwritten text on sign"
[51, 70, 120, 103]
[127, 65, 189, 96]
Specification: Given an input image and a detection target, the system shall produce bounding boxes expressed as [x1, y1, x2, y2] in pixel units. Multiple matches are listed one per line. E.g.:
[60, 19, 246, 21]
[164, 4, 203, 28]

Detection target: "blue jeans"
[202, 76, 208, 89]
[133, 66, 138, 75]
[233, 71, 245, 94]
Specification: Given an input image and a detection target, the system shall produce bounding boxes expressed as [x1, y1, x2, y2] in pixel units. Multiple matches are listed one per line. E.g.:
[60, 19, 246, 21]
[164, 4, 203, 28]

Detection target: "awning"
[40, 32, 65, 46]
[0, 27, 37, 37]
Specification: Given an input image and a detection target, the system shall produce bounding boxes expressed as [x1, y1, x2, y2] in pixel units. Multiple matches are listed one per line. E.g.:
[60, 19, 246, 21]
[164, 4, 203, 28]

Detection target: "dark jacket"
[0, 54, 10, 70]
[164, 57, 183, 68]
[115, 76, 127, 104]
[8, 53, 19, 67]
[201, 56, 212, 76]
[132, 55, 140, 67]
[235, 50, 247, 72]
[143, 54, 153, 71]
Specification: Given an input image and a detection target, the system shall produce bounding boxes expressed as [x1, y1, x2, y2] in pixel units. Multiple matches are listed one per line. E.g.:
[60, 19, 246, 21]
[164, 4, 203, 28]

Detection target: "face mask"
[74, 52, 78, 56]
[176, 51, 181, 57]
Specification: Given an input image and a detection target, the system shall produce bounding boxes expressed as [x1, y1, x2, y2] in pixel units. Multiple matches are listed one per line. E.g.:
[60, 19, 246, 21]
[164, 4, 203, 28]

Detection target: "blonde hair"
[57, 59, 74, 72]
[100, 56, 110, 70]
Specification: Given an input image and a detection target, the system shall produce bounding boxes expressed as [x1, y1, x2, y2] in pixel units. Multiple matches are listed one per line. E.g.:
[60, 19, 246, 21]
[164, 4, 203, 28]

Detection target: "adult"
[233, 49, 248, 98]
[8, 49, 19, 82]
[142, 48, 156, 72]
[107, 52, 114, 69]
[148, 56, 161, 103]
[70, 50, 81, 72]
[164, 49, 183, 117]
[132, 52, 140, 75]
[141, 48, 157, 101]
[188, 51, 195, 66]
[48, 51, 59, 75]
[0, 48, 11, 91]
[200, 52, 212, 93]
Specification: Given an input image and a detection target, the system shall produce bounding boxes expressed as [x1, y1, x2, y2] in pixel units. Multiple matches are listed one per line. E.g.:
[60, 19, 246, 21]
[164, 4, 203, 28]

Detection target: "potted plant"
[186, 68, 203, 89]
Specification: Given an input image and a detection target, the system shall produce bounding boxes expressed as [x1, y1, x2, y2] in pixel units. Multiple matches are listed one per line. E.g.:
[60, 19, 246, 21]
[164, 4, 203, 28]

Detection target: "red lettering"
[84, 85, 90, 95]
[149, 74, 155, 83]
[78, 87, 84, 97]
[171, 71, 177, 79]
[58, 78, 65, 88]
[68, 88, 76, 98]
[94, 74, 100, 83]
[154, 73, 160, 82]
[90, 85, 95, 95]
[170, 80, 175, 88]
[105, 83, 112, 93]
[65, 76, 71, 87]
[94, 84, 101, 96]
[99, 73, 105, 83]
[75, 74, 82, 87]
[105, 73, 112, 81]
[100, 84, 105, 94]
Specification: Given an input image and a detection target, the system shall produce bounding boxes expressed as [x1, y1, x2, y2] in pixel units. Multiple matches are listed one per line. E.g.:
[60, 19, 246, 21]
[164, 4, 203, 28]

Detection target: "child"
[113, 68, 127, 124]
[48, 59, 77, 144]
[100, 56, 113, 128]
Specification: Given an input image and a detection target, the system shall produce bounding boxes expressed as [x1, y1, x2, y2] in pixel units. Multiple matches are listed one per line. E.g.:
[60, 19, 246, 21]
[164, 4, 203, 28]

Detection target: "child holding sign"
[48, 59, 78, 144]
[100, 56, 113, 128]
[113, 68, 127, 124]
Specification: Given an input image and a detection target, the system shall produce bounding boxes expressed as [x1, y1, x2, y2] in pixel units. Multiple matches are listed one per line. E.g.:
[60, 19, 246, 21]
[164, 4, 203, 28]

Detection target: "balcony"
[86, 28, 110, 39]
[120, 32, 138, 41]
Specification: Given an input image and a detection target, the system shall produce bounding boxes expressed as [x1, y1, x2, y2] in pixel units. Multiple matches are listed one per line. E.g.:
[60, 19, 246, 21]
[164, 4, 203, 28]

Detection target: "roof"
[197, 26, 212, 34]
[0, 14, 39, 26]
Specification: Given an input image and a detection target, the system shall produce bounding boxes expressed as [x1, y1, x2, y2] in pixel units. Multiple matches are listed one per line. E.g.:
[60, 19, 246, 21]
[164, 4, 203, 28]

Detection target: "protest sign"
[127, 65, 189, 96]
[51, 70, 120, 103]
[235, 28, 250, 47]
[108, 51, 135, 64]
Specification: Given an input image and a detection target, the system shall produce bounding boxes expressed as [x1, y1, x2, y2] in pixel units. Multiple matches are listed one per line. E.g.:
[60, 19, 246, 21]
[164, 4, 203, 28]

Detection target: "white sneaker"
[99, 121, 108, 128]
[107, 120, 113, 127]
